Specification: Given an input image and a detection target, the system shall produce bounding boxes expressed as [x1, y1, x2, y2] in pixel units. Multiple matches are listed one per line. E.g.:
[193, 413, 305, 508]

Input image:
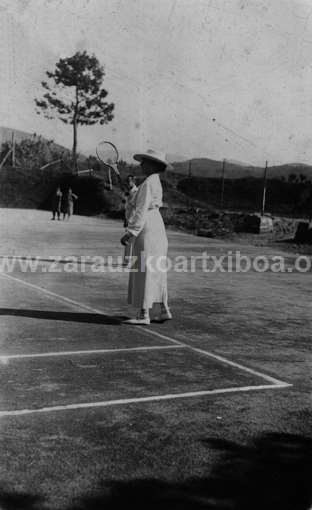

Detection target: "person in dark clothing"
[51, 186, 62, 220]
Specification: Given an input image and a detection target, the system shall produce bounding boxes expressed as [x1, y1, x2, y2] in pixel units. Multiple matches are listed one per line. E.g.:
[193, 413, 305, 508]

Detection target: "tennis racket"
[96, 141, 121, 190]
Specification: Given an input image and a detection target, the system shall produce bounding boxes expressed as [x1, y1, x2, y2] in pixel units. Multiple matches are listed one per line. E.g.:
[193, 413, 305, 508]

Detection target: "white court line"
[0, 383, 290, 417]
[0, 272, 111, 315]
[137, 328, 288, 386]
[0, 272, 291, 385]
[0, 256, 123, 268]
[0, 344, 183, 360]
[0, 273, 292, 417]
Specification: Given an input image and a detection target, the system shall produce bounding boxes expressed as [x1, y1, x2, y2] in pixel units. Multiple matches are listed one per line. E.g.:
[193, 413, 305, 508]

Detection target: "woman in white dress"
[120, 150, 172, 325]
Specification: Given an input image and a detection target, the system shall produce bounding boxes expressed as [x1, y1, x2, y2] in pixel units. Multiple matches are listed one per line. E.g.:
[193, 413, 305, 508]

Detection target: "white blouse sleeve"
[127, 179, 151, 237]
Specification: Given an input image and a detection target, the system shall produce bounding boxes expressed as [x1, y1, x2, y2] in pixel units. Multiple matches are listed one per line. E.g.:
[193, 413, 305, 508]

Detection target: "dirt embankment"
[163, 207, 299, 240]
[163, 206, 312, 253]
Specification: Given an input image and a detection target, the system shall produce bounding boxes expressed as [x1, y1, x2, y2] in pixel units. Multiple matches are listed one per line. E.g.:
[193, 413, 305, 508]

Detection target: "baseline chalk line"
[0, 344, 184, 361]
[0, 383, 291, 417]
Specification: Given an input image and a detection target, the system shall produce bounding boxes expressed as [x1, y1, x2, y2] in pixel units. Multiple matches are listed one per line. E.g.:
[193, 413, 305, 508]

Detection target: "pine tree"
[35, 51, 114, 173]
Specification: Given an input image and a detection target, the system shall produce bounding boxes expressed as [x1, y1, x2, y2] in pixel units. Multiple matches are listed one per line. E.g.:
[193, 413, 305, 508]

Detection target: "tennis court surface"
[0, 209, 311, 509]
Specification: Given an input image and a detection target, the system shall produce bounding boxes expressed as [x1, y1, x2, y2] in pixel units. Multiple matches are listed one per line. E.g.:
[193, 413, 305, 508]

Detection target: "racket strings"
[96, 141, 120, 190]
[96, 142, 118, 166]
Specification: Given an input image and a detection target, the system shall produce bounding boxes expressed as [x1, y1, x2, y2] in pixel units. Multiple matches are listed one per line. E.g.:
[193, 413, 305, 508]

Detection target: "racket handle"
[108, 168, 112, 188]
[110, 163, 120, 176]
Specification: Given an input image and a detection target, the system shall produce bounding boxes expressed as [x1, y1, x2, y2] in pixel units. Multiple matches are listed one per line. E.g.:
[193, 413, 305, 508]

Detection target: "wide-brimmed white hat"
[133, 149, 172, 170]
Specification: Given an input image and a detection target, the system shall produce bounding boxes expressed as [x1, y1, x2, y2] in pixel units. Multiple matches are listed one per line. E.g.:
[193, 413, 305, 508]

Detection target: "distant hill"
[268, 163, 312, 181]
[0, 127, 59, 150]
[172, 158, 312, 181]
[0, 126, 38, 145]
[167, 153, 187, 163]
[0, 126, 68, 154]
[0, 127, 92, 166]
[2, 127, 312, 182]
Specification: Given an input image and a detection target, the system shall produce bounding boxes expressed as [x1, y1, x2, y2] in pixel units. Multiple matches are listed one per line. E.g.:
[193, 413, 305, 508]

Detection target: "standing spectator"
[62, 187, 78, 220]
[51, 186, 62, 220]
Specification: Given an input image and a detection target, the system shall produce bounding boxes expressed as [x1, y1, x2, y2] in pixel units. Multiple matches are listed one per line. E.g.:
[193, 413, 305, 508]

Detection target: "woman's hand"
[121, 232, 133, 246]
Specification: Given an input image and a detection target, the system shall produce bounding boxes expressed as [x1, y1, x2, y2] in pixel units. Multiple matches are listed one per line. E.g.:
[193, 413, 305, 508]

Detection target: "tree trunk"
[72, 119, 78, 174]
[72, 87, 79, 174]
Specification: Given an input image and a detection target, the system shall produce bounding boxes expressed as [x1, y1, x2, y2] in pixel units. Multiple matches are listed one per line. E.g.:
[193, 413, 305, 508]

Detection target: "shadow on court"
[0, 491, 43, 510]
[0, 308, 129, 325]
[62, 432, 312, 510]
[1, 432, 310, 510]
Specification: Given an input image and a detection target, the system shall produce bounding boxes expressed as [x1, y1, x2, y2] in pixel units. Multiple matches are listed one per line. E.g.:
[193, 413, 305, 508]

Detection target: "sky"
[1, 0, 312, 165]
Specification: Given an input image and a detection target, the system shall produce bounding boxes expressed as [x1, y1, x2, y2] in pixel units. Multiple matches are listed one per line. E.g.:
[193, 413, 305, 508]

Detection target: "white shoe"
[123, 313, 150, 325]
[123, 317, 150, 325]
[153, 309, 173, 322]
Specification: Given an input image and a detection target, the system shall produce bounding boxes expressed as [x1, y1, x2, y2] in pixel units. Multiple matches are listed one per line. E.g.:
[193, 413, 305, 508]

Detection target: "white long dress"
[127, 173, 168, 310]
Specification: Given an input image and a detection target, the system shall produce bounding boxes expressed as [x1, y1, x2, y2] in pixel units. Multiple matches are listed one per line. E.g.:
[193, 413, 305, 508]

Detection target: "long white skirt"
[128, 209, 168, 309]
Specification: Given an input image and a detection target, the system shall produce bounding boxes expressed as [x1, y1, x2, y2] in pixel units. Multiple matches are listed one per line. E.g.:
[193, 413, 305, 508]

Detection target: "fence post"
[220, 158, 226, 209]
[11, 131, 16, 167]
[261, 160, 268, 216]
